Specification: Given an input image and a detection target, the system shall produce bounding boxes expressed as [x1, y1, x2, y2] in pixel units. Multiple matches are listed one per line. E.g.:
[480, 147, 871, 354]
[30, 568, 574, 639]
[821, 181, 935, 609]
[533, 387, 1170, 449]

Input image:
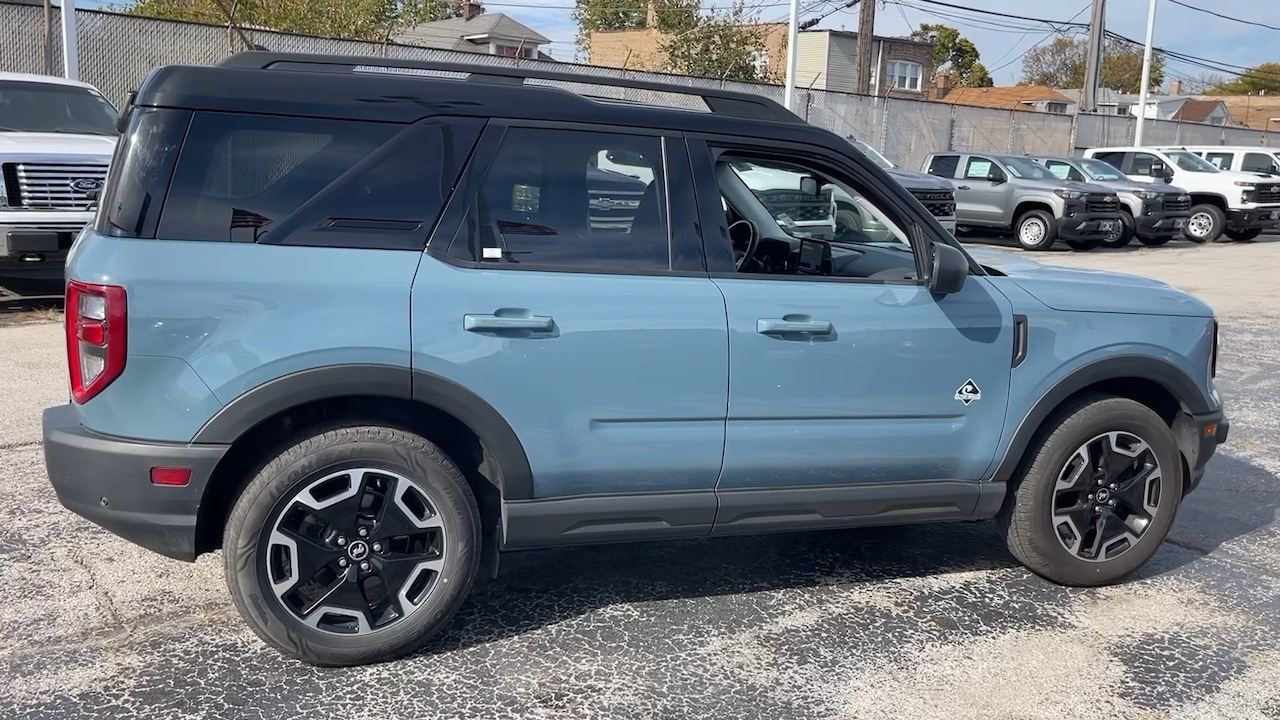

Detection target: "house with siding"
[589, 21, 935, 97]
[396, 2, 554, 61]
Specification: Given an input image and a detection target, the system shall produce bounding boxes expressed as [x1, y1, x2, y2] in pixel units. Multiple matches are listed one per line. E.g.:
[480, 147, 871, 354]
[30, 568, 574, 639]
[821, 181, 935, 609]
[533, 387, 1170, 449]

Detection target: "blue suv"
[43, 53, 1230, 667]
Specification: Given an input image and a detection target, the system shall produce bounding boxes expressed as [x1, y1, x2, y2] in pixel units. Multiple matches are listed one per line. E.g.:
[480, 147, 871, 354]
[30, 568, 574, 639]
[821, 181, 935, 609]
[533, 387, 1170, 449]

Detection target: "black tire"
[1015, 209, 1058, 251]
[1137, 234, 1173, 247]
[1183, 203, 1226, 243]
[997, 396, 1182, 587]
[1224, 227, 1263, 242]
[223, 425, 481, 666]
[1101, 211, 1135, 249]
[1064, 237, 1101, 251]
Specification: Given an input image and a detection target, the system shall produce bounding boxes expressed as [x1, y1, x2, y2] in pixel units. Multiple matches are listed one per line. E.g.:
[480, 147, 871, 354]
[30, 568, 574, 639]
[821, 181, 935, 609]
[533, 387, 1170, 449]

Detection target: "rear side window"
[1244, 152, 1276, 173]
[1091, 152, 1127, 171]
[156, 112, 480, 249]
[1205, 152, 1233, 170]
[926, 155, 959, 178]
[95, 107, 191, 238]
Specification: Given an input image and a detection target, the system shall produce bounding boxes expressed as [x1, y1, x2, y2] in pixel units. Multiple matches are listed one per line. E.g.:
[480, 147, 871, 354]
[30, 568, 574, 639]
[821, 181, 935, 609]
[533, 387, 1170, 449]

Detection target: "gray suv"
[1029, 155, 1192, 248]
[923, 152, 1123, 251]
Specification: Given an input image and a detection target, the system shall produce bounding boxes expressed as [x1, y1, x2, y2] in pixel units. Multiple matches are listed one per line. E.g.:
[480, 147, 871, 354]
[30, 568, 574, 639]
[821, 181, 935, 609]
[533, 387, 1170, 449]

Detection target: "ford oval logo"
[69, 178, 104, 193]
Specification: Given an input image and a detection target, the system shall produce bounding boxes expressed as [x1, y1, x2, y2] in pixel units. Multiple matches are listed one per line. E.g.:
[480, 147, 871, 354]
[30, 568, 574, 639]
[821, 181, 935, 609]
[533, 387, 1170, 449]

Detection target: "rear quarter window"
[155, 112, 482, 250]
[95, 107, 191, 238]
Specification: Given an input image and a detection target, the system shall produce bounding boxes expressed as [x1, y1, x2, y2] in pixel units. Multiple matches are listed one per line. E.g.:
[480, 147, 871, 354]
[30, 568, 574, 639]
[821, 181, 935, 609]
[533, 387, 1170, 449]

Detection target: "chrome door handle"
[757, 318, 833, 335]
[464, 314, 554, 332]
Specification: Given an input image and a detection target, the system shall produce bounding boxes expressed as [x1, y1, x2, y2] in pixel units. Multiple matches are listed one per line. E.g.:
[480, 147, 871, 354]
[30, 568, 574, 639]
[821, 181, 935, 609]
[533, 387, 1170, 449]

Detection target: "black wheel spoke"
[1115, 463, 1157, 512]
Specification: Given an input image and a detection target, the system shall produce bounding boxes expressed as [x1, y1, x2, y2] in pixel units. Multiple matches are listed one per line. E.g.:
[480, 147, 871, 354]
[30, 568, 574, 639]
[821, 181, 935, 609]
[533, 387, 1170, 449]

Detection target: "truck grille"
[1254, 183, 1280, 204]
[756, 189, 834, 223]
[1086, 194, 1120, 214]
[1, 162, 109, 211]
[909, 189, 956, 218]
[1161, 195, 1191, 212]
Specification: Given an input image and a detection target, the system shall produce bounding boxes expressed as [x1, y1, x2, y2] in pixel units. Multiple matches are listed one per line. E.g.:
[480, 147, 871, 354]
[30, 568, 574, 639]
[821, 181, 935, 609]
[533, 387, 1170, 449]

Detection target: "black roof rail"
[217, 51, 802, 125]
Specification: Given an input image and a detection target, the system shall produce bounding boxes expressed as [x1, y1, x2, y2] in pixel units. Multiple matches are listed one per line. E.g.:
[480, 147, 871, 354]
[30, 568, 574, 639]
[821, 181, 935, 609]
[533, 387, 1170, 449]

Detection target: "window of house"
[1046, 102, 1067, 114]
[472, 127, 669, 272]
[750, 50, 769, 77]
[493, 43, 536, 59]
[886, 61, 922, 92]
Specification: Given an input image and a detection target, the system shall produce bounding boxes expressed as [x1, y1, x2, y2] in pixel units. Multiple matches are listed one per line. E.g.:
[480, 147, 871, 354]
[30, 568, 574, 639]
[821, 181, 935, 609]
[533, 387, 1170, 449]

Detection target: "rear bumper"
[1136, 210, 1191, 238]
[1181, 409, 1230, 495]
[1226, 208, 1280, 231]
[42, 404, 227, 562]
[1057, 213, 1123, 241]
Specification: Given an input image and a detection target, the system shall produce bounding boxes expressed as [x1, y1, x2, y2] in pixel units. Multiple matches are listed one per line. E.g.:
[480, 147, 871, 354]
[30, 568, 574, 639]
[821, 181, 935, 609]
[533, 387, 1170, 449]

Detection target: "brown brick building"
[589, 24, 936, 98]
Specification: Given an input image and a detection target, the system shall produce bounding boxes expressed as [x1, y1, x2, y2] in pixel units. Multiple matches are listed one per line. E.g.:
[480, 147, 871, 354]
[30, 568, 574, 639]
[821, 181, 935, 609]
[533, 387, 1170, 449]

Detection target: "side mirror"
[986, 170, 1005, 184]
[1149, 161, 1173, 182]
[928, 241, 968, 294]
[799, 176, 820, 196]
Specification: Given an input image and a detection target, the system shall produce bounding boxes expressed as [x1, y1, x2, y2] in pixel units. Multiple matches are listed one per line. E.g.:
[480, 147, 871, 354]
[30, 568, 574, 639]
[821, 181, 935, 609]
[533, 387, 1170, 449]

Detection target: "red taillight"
[150, 467, 192, 486]
[65, 280, 127, 404]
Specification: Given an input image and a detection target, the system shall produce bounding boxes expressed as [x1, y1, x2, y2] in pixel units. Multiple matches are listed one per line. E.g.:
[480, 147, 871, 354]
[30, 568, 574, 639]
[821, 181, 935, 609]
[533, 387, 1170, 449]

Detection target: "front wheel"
[1184, 204, 1226, 243]
[1015, 209, 1058, 251]
[1101, 212, 1135, 249]
[998, 396, 1182, 587]
[223, 426, 481, 666]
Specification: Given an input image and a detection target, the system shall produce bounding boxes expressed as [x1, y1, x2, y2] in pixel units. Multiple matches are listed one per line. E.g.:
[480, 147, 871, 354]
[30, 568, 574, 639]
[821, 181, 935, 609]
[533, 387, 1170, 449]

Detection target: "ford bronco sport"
[923, 151, 1124, 251]
[44, 52, 1230, 667]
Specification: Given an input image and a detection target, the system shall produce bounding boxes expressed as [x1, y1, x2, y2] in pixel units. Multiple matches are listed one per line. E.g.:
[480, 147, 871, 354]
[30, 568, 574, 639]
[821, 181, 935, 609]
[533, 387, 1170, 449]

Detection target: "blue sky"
[499, 0, 1278, 87]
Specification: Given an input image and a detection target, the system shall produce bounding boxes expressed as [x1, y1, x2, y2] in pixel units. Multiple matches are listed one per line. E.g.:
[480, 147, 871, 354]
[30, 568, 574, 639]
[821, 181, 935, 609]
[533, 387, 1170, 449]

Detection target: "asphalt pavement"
[1, 238, 1278, 720]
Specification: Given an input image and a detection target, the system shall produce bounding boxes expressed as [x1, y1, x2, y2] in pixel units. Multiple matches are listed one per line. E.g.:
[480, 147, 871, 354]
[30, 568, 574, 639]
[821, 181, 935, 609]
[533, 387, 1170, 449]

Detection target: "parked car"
[1028, 154, 1192, 248]
[44, 52, 1229, 667]
[1083, 146, 1280, 243]
[1176, 145, 1280, 177]
[922, 151, 1123, 251]
[0, 72, 117, 296]
[845, 138, 958, 235]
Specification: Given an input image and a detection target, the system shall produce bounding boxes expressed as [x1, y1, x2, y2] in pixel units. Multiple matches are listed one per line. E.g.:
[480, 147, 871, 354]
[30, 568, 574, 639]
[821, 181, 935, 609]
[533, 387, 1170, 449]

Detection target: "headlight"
[1054, 188, 1084, 199]
[1179, 195, 1191, 202]
[1133, 190, 1161, 200]
[1234, 181, 1256, 187]
[0, 172, 6, 207]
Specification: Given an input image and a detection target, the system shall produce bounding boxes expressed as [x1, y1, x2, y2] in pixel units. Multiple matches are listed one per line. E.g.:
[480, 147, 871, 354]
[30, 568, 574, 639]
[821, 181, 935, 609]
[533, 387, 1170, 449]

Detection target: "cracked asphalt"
[2, 238, 1280, 719]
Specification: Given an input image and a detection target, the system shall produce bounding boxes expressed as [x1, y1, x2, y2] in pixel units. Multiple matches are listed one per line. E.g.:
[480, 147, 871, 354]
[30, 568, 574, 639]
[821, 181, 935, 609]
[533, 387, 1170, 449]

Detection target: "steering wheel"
[728, 219, 759, 271]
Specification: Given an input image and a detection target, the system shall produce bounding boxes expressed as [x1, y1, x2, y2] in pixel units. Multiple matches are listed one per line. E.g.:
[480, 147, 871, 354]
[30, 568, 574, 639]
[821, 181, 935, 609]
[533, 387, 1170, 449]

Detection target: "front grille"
[1086, 194, 1120, 214]
[1161, 195, 1191, 212]
[1254, 183, 1280, 204]
[3, 162, 109, 210]
[910, 190, 956, 218]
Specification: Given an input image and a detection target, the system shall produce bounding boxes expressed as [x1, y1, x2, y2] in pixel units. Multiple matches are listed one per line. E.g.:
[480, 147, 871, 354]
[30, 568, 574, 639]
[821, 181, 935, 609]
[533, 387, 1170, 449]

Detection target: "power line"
[1165, 0, 1280, 33]
[985, 2, 1091, 76]
[908, 0, 1088, 30]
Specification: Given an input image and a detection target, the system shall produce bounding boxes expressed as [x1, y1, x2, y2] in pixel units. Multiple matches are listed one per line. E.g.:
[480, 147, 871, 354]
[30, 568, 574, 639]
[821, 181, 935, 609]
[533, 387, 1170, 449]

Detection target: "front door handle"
[757, 318, 833, 335]
[464, 313, 554, 332]
[957, 185, 971, 190]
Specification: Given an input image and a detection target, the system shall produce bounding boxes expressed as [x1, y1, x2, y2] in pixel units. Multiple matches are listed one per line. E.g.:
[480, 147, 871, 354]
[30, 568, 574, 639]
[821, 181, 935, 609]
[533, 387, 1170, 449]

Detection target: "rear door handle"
[464, 313, 554, 332]
[757, 318, 833, 335]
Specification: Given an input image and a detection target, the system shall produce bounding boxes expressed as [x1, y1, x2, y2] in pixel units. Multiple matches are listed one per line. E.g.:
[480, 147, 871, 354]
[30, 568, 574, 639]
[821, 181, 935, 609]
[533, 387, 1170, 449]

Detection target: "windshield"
[1002, 156, 1057, 180]
[1168, 150, 1219, 173]
[0, 80, 118, 135]
[1078, 158, 1126, 182]
[850, 140, 895, 170]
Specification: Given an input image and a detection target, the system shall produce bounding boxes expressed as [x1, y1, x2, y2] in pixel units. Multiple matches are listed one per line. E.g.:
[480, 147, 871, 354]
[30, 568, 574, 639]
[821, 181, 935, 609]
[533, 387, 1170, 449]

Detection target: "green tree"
[909, 23, 992, 88]
[1204, 63, 1280, 95]
[658, 3, 775, 82]
[126, 0, 461, 41]
[1020, 36, 1165, 93]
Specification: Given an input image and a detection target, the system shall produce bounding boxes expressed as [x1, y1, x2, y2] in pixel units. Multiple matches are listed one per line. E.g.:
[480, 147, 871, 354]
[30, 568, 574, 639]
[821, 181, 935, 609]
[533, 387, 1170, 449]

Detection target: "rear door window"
[926, 155, 959, 178]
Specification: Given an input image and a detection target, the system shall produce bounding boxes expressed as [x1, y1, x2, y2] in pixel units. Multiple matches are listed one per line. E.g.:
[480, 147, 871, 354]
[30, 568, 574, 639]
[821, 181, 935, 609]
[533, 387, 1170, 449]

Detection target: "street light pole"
[784, 0, 800, 112]
[1134, 0, 1158, 146]
[58, 0, 79, 80]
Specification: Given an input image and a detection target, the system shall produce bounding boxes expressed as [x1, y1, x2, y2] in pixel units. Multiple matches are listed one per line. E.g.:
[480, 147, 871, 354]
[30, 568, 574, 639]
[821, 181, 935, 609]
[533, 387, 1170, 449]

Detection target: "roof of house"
[1201, 95, 1280, 129]
[1170, 99, 1228, 122]
[397, 13, 550, 50]
[939, 85, 1074, 110]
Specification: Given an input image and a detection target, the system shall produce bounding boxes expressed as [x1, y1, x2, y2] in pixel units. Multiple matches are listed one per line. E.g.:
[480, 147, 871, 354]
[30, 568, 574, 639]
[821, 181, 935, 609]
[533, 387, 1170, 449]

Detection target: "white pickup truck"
[1, 72, 117, 296]
[1083, 145, 1280, 243]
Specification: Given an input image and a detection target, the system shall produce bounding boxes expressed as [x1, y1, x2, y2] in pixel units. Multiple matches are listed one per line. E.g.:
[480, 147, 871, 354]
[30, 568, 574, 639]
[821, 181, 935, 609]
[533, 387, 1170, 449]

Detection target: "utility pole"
[43, 0, 53, 75]
[58, 0, 79, 80]
[1081, 0, 1106, 113]
[855, 0, 875, 95]
[784, 0, 800, 111]
[1134, 0, 1158, 146]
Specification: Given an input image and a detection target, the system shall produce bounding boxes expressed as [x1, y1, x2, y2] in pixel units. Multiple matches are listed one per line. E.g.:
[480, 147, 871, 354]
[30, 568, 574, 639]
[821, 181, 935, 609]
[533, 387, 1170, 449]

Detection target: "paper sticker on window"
[968, 161, 993, 178]
[1049, 165, 1071, 179]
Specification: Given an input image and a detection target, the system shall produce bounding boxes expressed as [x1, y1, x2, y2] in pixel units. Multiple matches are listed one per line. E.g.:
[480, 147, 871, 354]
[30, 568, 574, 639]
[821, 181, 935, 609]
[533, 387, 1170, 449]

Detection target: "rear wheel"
[223, 425, 481, 666]
[1015, 209, 1057, 251]
[1224, 227, 1263, 242]
[998, 396, 1182, 587]
[1184, 204, 1226, 243]
[1101, 212, 1135, 248]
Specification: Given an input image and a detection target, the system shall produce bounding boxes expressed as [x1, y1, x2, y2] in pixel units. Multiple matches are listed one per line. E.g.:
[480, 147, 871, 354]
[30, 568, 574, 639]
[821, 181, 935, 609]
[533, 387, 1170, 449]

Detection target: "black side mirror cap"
[928, 241, 968, 294]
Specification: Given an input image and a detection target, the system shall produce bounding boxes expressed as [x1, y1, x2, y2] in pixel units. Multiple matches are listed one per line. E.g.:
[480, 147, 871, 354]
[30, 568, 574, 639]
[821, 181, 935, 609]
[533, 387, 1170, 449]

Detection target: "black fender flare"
[991, 354, 1212, 482]
[192, 363, 535, 500]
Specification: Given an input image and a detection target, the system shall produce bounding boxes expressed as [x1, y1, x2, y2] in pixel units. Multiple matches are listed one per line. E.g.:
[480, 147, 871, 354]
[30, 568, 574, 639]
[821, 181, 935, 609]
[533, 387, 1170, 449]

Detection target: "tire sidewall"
[1184, 204, 1224, 243]
[1016, 210, 1056, 251]
[224, 431, 480, 666]
[1021, 402, 1182, 586]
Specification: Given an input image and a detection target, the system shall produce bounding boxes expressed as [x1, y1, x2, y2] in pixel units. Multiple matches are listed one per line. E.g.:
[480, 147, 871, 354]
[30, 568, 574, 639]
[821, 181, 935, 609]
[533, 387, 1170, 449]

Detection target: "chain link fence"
[4, 1, 1277, 166]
